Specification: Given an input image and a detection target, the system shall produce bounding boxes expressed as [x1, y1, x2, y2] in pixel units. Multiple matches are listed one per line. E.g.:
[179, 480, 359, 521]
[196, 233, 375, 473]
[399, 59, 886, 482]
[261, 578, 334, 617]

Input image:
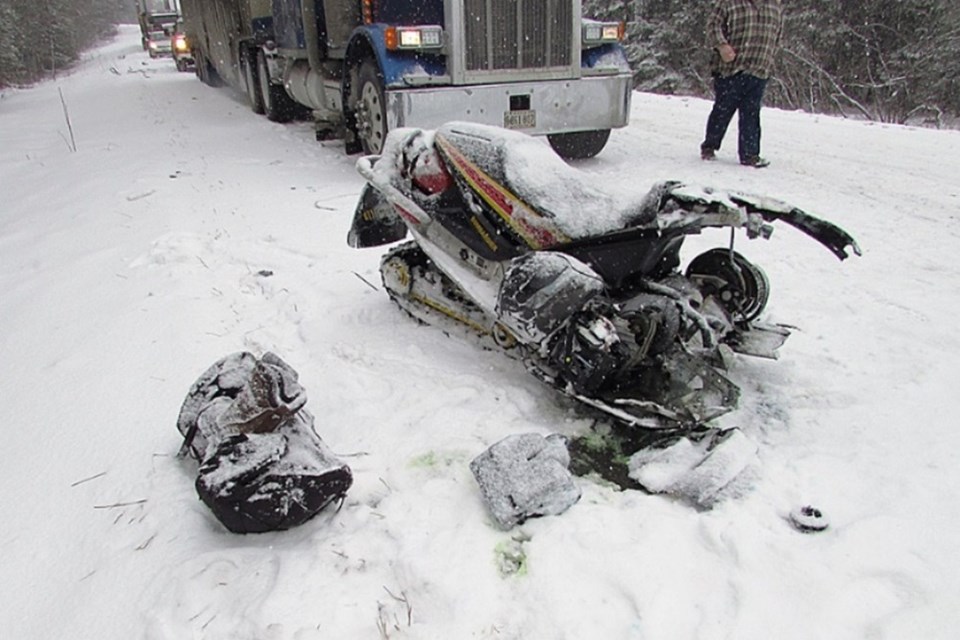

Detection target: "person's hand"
[717, 43, 736, 63]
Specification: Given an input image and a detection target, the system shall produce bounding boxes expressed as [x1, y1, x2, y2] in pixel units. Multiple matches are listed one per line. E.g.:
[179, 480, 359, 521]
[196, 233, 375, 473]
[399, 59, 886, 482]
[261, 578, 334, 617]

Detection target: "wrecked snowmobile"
[348, 122, 860, 433]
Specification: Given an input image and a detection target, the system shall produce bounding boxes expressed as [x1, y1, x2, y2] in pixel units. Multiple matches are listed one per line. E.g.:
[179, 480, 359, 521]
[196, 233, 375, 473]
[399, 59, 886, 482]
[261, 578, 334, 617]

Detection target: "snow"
[2, 25, 960, 639]
[628, 429, 760, 507]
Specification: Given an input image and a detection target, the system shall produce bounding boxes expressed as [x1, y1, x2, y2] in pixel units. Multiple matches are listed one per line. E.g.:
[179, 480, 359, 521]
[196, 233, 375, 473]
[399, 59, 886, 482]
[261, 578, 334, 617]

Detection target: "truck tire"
[547, 129, 611, 160]
[354, 61, 387, 155]
[257, 50, 296, 123]
[241, 49, 265, 115]
[193, 48, 205, 81]
[194, 47, 224, 88]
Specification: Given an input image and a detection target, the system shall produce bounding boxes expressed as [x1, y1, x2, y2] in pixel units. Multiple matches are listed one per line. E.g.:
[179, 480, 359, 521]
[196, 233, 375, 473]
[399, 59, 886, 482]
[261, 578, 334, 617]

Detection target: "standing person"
[700, 0, 784, 168]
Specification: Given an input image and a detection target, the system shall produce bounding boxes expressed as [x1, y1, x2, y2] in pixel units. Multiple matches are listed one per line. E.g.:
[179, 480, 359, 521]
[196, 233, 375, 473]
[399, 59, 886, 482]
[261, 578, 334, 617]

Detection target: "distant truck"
[179, 0, 632, 158]
[137, 0, 180, 50]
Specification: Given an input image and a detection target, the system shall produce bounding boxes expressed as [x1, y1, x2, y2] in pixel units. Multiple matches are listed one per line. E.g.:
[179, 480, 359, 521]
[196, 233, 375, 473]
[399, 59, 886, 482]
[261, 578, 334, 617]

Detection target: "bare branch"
[782, 48, 876, 121]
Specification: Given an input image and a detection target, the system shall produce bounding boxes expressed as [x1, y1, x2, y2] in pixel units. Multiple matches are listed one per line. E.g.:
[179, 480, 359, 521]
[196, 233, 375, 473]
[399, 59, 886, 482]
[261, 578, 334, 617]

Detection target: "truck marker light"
[420, 29, 442, 47]
[400, 30, 422, 47]
[582, 21, 624, 44]
[386, 27, 443, 51]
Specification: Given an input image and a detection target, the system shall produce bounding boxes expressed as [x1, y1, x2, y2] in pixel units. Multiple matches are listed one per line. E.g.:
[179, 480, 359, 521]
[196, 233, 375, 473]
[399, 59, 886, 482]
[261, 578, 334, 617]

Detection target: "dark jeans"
[702, 72, 768, 159]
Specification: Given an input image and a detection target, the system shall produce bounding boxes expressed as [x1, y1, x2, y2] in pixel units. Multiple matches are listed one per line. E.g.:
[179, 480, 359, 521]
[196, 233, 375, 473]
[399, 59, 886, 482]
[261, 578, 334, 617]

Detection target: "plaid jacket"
[707, 0, 784, 79]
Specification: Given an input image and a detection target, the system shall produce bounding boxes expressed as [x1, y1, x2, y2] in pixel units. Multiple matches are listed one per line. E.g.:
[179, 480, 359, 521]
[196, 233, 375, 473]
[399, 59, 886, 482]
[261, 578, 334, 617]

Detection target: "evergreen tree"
[0, 1, 24, 86]
[599, 0, 960, 124]
[0, 0, 123, 88]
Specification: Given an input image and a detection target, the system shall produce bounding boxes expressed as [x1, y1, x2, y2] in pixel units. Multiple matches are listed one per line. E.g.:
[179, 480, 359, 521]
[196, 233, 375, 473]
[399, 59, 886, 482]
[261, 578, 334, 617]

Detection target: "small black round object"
[789, 505, 830, 533]
[686, 248, 770, 322]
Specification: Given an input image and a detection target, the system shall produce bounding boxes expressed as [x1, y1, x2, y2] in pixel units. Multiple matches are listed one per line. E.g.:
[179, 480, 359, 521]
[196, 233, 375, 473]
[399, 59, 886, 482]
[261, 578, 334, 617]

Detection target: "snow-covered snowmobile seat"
[435, 122, 661, 246]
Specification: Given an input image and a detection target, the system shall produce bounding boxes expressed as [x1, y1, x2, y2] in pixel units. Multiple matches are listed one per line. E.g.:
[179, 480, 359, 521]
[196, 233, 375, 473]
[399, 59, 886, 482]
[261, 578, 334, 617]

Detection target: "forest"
[2, 0, 958, 126]
[0, 0, 129, 86]
[588, 0, 960, 125]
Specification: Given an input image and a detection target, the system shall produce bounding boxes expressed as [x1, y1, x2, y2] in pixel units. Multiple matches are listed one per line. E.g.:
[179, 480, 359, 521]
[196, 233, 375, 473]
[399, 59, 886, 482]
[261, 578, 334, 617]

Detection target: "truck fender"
[343, 27, 382, 93]
[343, 25, 446, 89]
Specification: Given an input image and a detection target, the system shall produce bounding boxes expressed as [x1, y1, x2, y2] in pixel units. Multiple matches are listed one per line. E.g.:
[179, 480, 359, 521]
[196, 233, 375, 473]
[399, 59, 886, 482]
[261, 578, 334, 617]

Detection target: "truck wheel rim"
[358, 81, 384, 153]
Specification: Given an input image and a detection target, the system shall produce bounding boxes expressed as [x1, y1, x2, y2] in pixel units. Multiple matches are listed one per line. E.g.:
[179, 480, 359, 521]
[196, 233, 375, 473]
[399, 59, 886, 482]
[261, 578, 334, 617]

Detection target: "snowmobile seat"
[435, 122, 663, 246]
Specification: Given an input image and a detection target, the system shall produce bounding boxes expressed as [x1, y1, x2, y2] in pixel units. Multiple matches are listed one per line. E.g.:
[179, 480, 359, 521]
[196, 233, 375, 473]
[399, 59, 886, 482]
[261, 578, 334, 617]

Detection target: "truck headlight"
[386, 26, 443, 51]
[582, 21, 623, 45]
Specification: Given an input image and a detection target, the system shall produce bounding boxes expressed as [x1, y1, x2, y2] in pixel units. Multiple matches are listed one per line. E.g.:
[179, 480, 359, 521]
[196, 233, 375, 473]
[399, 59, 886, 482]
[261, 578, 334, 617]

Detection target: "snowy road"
[2, 25, 959, 639]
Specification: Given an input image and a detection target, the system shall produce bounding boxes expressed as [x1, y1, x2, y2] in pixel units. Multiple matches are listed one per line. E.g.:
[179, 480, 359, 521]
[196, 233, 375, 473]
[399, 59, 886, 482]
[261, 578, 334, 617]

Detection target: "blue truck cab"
[181, 0, 632, 158]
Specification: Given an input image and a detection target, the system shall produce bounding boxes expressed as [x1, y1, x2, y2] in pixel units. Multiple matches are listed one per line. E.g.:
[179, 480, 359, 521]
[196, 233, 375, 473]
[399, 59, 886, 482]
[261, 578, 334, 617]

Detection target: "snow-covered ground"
[2, 26, 959, 639]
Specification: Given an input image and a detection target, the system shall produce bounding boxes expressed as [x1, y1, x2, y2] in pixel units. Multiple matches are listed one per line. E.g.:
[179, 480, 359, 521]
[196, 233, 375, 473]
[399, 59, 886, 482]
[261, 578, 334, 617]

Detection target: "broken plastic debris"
[470, 433, 581, 530]
[628, 428, 758, 507]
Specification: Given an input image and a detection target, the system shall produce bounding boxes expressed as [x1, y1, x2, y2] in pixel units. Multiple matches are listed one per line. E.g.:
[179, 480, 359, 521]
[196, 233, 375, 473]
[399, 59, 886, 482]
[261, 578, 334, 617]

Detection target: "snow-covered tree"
[777, 0, 960, 123]
[0, 0, 123, 88]
[590, 0, 960, 124]
[0, 0, 25, 86]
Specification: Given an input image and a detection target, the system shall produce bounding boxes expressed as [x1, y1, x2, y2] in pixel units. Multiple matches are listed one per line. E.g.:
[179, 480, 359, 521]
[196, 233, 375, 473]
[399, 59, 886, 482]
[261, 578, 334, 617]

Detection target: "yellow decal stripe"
[436, 134, 568, 249]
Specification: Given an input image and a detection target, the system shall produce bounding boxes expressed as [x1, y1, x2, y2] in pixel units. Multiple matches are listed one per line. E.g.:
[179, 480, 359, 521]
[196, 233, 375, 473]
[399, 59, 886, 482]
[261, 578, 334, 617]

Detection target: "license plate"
[503, 109, 536, 129]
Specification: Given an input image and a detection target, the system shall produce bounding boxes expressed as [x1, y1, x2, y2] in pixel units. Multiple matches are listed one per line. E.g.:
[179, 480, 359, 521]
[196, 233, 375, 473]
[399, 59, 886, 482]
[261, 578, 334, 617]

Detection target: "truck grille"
[464, 0, 573, 72]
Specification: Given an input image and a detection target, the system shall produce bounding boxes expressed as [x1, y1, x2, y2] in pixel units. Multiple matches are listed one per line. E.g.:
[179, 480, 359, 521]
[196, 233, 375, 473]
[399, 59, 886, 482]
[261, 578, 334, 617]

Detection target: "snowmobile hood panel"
[434, 122, 658, 245]
[665, 185, 862, 261]
[496, 252, 605, 344]
[729, 193, 862, 261]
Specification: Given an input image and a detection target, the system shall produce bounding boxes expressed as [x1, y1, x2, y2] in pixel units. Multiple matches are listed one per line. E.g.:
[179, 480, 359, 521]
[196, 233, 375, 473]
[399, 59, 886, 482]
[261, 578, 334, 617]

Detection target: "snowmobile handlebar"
[355, 154, 380, 181]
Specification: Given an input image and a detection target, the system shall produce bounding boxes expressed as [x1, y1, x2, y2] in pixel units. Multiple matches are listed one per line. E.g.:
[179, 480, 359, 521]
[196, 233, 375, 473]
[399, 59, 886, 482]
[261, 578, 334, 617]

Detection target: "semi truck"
[179, 0, 633, 159]
[137, 0, 180, 50]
